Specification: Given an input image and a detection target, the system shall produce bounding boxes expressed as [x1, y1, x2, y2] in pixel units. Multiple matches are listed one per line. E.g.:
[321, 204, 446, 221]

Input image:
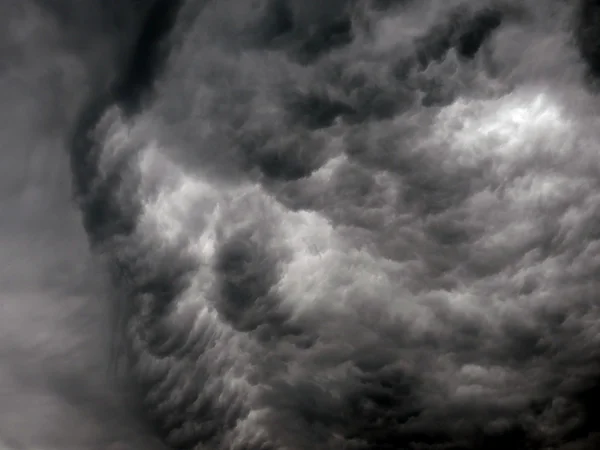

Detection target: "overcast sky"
[3, 1, 600, 449]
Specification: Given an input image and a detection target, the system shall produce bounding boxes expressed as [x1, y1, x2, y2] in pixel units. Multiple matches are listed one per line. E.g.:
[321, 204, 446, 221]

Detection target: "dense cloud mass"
[4, 0, 600, 449]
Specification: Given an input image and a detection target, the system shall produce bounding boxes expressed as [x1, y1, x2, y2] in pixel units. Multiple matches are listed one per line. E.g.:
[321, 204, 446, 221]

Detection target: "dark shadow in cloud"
[297, 18, 354, 63]
[456, 9, 503, 59]
[285, 90, 357, 130]
[260, 0, 354, 64]
[238, 122, 330, 181]
[139, 367, 225, 450]
[576, 0, 600, 78]
[562, 378, 600, 445]
[214, 231, 283, 332]
[214, 228, 316, 350]
[284, 79, 404, 130]
[415, 7, 504, 67]
[282, 71, 412, 136]
[69, 96, 139, 247]
[469, 426, 540, 450]
[342, 370, 426, 450]
[113, 0, 186, 115]
[258, 366, 426, 450]
[261, 0, 295, 43]
[369, 0, 412, 12]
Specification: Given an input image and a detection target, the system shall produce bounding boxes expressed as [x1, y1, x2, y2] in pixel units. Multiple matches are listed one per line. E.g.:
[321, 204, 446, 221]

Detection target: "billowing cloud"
[5, 0, 600, 449]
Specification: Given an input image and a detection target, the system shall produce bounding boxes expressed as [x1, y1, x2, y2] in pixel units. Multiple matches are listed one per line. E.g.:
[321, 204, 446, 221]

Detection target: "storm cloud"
[4, 0, 600, 449]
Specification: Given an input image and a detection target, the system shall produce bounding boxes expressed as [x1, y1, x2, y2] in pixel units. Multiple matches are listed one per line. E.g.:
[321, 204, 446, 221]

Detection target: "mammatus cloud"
[4, 0, 600, 449]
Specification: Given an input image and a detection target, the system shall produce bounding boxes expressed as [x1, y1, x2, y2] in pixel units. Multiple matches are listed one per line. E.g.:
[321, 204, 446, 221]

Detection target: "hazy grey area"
[0, 2, 164, 449]
[3, 1, 600, 449]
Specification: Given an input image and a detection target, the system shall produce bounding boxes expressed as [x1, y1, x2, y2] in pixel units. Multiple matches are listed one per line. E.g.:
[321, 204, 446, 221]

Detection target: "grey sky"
[3, 1, 600, 449]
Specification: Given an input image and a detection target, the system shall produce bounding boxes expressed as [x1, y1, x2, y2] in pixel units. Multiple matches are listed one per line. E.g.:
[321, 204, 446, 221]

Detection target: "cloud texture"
[5, 0, 600, 449]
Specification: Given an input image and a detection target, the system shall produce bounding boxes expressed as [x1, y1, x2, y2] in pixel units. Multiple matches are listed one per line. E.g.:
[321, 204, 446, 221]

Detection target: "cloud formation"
[5, 0, 600, 449]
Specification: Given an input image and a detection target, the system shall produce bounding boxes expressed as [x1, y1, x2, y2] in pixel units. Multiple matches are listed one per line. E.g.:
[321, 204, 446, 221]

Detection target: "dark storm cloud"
[66, 1, 600, 449]
[6, 0, 600, 449]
